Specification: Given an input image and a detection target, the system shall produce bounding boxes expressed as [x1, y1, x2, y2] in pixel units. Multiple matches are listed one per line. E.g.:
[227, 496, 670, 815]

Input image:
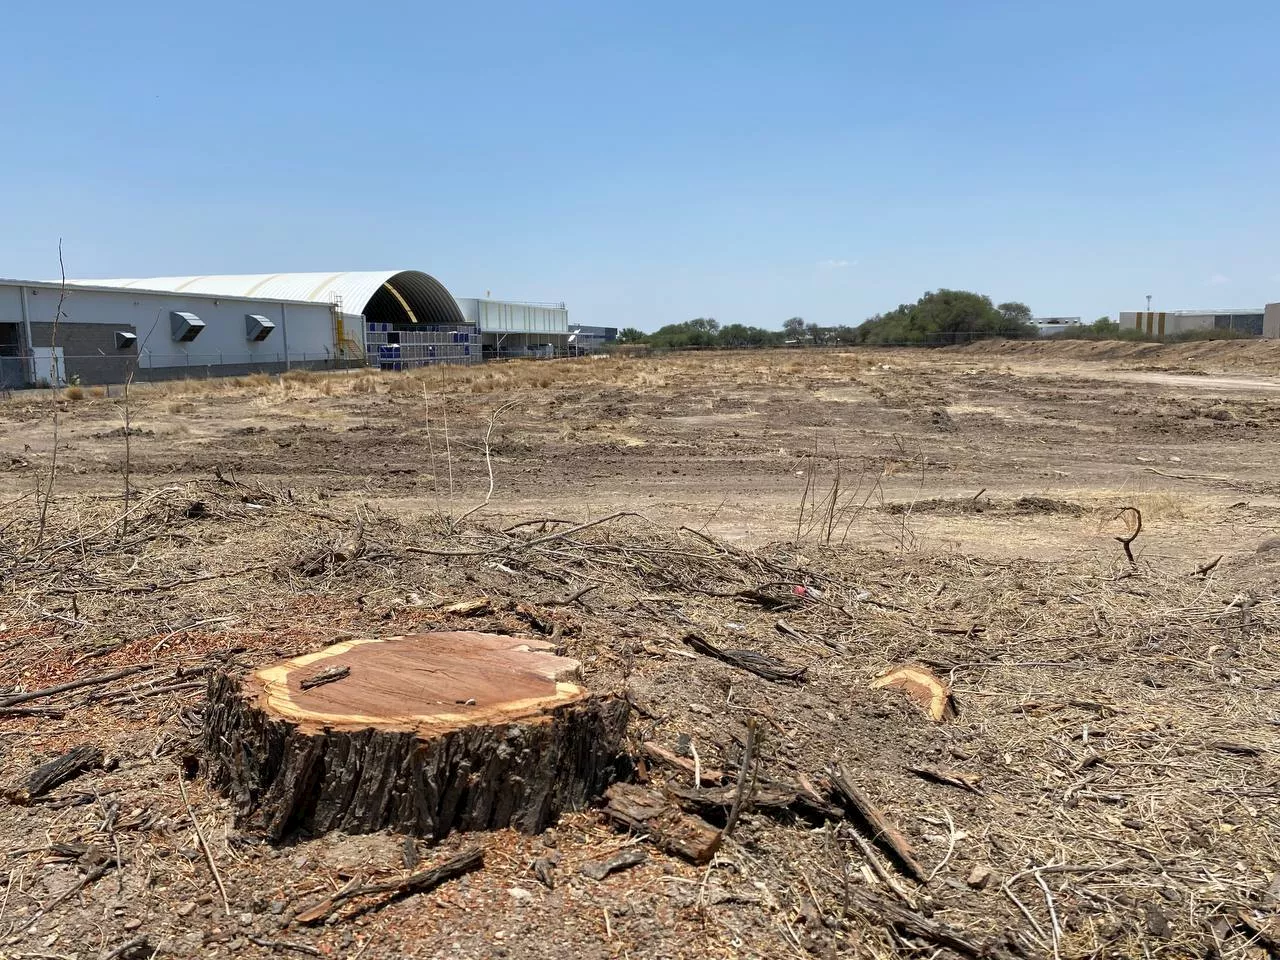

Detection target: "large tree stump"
[204, 631, 629, 841]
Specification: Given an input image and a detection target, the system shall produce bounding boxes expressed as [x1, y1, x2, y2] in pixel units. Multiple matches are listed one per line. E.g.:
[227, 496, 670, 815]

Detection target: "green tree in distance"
[998, 302, 1033, 327]
[856, 290, 1037, 346]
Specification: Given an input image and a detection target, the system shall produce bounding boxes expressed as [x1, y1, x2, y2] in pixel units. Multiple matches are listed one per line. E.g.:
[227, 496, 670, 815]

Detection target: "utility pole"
[1146, 294, 1152, 313]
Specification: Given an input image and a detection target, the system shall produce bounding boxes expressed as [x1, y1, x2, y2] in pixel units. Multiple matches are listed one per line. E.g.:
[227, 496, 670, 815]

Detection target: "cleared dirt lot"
[1, 341, 1278, 959]
[6, 339, 1280, 563]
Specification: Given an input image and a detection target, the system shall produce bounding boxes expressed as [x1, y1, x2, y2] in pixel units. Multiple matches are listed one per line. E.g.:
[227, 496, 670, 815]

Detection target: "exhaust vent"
[246, 314, 276, 342]
[170, 311, 206, 343]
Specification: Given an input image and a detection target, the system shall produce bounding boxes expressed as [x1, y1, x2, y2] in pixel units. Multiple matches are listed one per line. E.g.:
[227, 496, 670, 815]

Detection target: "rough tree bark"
[204, 631, 629, 841]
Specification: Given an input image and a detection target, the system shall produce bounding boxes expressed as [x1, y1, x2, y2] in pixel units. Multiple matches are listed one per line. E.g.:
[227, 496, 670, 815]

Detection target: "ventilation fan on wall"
[245, 314, 276, 342]
[170, 311, 206, 343]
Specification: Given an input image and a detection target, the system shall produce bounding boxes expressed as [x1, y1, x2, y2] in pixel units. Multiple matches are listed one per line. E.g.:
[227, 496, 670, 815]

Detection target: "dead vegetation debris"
[0, 476, 1278, 958]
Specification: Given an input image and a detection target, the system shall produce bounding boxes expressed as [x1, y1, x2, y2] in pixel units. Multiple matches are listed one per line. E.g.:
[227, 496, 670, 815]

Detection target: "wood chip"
[579, 846, 647, 880]
[871, 665, 957, 722]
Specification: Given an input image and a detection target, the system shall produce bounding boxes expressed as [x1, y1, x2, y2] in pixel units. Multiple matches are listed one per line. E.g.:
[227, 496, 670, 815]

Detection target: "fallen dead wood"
[829, 764, 926, 883]
[439, 597, 493, 616]
[710, 716, 759, 856]
[298, 665, 350, 690]
[667, 776, 846, 822]
[21, 855, 120, 932]
[294, 847, 483, 925]
[1143, 467, 1237, 483]
[247, 935, 323, 957]
[683, 633, 807, 682]
[907, 765, 983, 794]
[846, 886, 1022, 960]
[404, 511, 643, 557]
[0, 664, 153, 708]
[846, 825, 917, 906]
[602, 782, 720, 864]
[94, 680, 206, 705]
[545, 583, 601, 607]
[640, 741, 726, 785]
[1194, 555, 1224, 577]
[178, 775, 231, 917]
[0, 705, 66, 719]
[6, 744, 103, 804]
[668, 781, 797, 811]
[776, 618, 850, 654]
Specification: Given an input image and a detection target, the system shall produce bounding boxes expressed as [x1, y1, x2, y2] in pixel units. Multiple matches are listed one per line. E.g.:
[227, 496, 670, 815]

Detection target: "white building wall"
[455, 298, 569, 335]
[1264, 304, 1280, 339]
[1120, 311, 1214, 336]
[0, 284, 23, 323]
[44, 286, 337, 369]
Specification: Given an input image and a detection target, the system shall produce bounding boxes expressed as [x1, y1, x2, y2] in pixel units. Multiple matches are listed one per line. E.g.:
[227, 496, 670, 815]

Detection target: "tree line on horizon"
[617, 289, 1040, 349]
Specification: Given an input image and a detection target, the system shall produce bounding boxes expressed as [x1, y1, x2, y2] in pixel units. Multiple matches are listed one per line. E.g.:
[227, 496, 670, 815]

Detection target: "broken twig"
[829, 764, 926, 883]
[294, 847, 483, 924]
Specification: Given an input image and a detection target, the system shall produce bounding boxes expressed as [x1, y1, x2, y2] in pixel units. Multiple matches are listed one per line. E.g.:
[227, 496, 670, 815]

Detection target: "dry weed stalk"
[31, 241, 69, 552]
[453, 399, 519, 527]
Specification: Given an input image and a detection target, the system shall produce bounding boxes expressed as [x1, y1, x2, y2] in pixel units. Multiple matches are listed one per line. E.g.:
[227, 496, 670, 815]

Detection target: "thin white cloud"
[816, 258, 853, 269]
[1208, 273, 1231, 286]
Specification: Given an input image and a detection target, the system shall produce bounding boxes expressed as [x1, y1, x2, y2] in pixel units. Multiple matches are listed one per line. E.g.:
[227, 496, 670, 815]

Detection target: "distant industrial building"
[570, 325, 619, 353]
[1030, 317, 1083, 336]
[1121, 308, 1266, 338]
[0, 269, 588, 387]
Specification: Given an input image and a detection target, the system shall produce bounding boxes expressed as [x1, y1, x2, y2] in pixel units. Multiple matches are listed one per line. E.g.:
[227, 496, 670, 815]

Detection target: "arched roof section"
[66, 271, 467, 327]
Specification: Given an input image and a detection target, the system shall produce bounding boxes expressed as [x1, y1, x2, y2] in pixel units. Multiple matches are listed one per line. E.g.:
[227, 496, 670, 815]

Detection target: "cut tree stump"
[204, 631, 629, 841]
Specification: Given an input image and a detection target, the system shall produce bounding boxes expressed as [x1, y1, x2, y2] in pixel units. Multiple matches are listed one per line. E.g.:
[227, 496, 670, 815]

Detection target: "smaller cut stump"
[204, 631, 629, 841]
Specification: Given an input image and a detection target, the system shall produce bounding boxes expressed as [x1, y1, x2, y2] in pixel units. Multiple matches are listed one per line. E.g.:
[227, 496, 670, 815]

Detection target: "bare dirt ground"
[1, 341, 1278, 959]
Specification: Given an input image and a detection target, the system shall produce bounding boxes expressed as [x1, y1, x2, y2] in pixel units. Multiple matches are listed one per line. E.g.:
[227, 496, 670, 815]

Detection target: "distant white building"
[1119, 309, 1264, 338]
[1030, 317, 1082, 337]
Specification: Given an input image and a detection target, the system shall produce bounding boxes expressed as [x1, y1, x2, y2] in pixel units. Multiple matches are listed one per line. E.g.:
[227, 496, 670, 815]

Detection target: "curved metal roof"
[67, 271, 467, 326]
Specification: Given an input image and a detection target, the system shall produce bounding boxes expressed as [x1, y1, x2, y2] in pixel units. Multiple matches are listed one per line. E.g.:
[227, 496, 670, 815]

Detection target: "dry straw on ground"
[1, 467, 1277, 958]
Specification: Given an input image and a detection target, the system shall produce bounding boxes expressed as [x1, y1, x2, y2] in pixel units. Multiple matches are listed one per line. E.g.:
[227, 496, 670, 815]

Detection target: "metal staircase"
[329, 293, 365, 361]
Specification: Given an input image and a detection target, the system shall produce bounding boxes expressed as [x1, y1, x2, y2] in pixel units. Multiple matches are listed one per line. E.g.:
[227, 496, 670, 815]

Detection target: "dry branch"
[683, 633, 807, 682]
[0, 664, 153, 708]
[1113, 506, 1143, 564]
[829, 764, 926, 883]
[293, 847, 483, 925]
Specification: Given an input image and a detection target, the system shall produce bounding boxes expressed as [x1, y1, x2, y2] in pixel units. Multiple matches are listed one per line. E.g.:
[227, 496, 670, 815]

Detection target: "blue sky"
[1, 0, 1277, 330]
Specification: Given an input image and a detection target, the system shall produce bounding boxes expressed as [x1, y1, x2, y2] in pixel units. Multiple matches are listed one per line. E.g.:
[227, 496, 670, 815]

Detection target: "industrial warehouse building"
[0, 270, 608, 387]
[1121, 307, 1274, 338]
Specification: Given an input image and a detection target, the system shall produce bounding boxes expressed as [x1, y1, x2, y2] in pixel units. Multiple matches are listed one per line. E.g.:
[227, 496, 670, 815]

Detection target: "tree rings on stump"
[204, 631, 629, 841]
